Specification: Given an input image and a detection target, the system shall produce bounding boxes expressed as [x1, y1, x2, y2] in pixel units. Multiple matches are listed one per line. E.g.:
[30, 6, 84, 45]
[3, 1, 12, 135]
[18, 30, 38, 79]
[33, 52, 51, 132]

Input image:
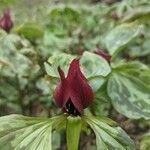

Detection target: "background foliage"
[0, 0, 150, 149]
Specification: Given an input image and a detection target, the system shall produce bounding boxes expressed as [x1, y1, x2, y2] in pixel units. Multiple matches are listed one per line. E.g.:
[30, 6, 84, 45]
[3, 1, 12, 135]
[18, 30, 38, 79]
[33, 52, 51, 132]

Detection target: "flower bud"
[0, 8, 13, 33]
[54, 59, 94, 116]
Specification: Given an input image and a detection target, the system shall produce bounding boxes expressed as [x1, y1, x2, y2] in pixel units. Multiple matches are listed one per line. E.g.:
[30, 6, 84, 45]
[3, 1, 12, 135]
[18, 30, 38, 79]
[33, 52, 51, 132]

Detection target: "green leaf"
[108, 62, 150, 119]
[80, 52, 111, 92]
[95, 116, 117, 126]
[95, 81, 110, 103]
[90, 81, 112, 116]
[129, 39, 150, 57]
[0, 82, 18, 102]
[84, 116, 135, 150]
[67, 116, 82, 150]
[52, 132, 61, 150]
[80, 52, 111, 79]
[0, 114, 66, 150]
[122, 6, 150, 22]
[104, 23, 142, 57]
[88, 76, 106, 92]
[0, 0, 16, 5]
[40, 31, 68, 57]
[138, 70, 150, 89]
[140, 132, 150, 150]
[112, 61, 148, 71]
[0, 34, 39, 78]
[44, 52, 75, 79]
[48, 6, 81, 32]
[15, 23, 44, 40]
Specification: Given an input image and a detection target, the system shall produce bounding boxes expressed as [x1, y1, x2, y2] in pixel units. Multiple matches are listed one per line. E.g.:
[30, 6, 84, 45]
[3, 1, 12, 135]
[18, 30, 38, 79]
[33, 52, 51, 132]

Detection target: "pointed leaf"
[80, 52, 111, 79]
[0, 114, 66, 150]
[108, 63, 150, 119]
[84, 116, 135, 150]
[104, 23, 142, 57]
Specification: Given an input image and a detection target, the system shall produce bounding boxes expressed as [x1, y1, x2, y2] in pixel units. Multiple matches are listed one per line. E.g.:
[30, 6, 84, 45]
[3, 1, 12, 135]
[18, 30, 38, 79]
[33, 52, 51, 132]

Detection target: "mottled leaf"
[0, 114, 66, 150]
[104, 23, 142, 57]
[0, 34, 39, 78]
[44, 52, 75, 79]
[80, 52, 111, 79]
[84, 116, 135, 150]
[108, 62, 150, 119]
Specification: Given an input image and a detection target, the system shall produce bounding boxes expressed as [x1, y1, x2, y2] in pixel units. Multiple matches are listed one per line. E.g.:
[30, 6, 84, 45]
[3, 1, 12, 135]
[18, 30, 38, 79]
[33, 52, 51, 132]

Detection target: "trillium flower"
[94, 48, 111, 63]
[0, 8, 13, 33]
[54, 59, 94, 116]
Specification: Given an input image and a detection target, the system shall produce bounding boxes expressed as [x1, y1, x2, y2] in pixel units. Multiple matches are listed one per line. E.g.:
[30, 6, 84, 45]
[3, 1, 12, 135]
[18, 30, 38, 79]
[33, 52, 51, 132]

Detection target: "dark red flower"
[0, 8, 13, 33]
[94, 48, 111, 63]
[54, 59, 94, 116]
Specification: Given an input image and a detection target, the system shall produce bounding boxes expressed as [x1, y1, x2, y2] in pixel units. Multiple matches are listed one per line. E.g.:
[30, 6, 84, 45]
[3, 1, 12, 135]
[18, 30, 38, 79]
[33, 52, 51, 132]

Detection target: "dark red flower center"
[65, 99, 80, 116]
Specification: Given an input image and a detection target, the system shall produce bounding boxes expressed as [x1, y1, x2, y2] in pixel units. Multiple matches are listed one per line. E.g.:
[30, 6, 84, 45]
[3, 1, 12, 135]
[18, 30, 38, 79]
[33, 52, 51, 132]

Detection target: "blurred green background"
[0, 0, 150, 149]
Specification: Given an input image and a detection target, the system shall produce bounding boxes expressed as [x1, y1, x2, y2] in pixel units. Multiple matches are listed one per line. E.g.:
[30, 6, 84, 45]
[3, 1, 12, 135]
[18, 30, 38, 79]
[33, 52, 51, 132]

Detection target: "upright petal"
[67, 59, 94, 113]
[53, 67, 66, 107]
[53, 66, 69, 108]
[67, 59, 86, 80]
[69, 71, 93, 110]
[58, 66, 65, 80]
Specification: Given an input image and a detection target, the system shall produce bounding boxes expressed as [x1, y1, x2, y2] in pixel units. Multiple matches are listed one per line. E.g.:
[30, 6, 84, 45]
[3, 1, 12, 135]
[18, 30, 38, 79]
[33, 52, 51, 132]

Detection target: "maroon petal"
[67, 59, 94, 113]
[94, 48, 111, 63]
[53, 59, 94, 116]
[53, 82, 64, 108]
[69, 95, 83, 114]
[57, 66, 65, 80]
[53, 67, 69, 108]
[67, 59, 86, 80]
